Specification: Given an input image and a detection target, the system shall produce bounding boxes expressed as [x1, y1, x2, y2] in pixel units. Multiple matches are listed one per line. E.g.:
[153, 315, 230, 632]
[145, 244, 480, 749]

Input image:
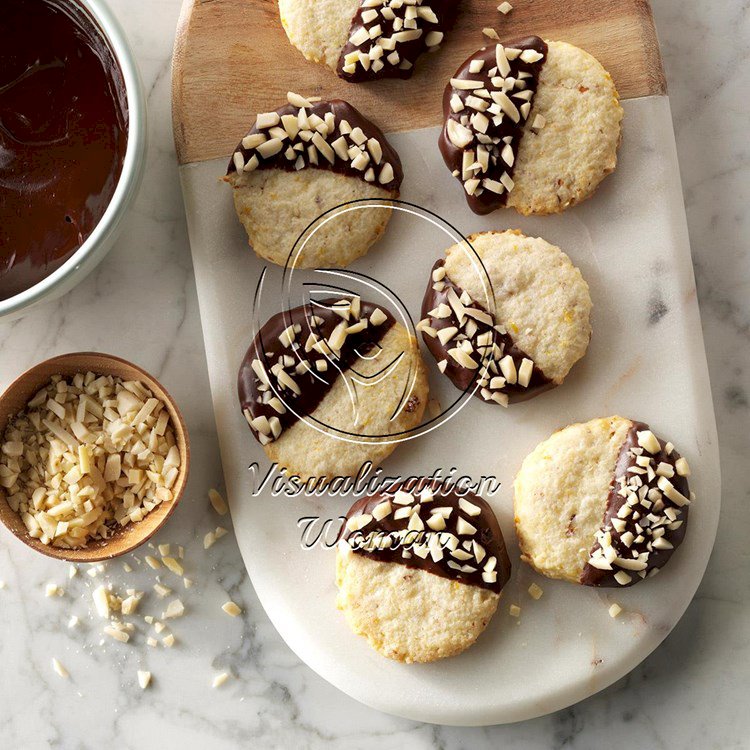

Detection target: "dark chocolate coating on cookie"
[227, 99, 403, 192]
[439, 37, 547, 214]
[238, 298, 395, 445]
[581, 421, 690, 587]
[338, 0, 457, 83]
[420, 259, 553, 403]
[340, 479, 511, 593]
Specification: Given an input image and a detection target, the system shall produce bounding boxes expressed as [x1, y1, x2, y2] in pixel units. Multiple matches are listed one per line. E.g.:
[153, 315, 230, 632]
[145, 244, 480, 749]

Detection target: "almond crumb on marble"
[137, 670, 152, 689]
[68, 565, 77, 579]
[212, 672, 230, 688]
[52, 658, 68, 678]
[608, 603, 623, 618]
[153, 583, 172, 598]
[162, 633, 175, 648]
[144, 555, 162, 570]
[158, 543, 171, 556]
[222, 601, 242, 617]
[509, 604, 521, 617]
[203, 531, 216, 549]
[68, 615, 79, 629]
[104, 625, 129, 643]
[162, 556, 184, 576]
[209, 488, 229, 516]
[528, 582, 543, 600]
[146, 637, 158, 648]
[45, 583, 63, 597]
[92, 585, 110, 618]
[163, 599, 185, 619]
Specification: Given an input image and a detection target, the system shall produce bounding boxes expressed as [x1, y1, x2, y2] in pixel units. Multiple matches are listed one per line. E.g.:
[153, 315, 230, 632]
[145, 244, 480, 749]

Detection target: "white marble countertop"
[0, 1, 747, 747]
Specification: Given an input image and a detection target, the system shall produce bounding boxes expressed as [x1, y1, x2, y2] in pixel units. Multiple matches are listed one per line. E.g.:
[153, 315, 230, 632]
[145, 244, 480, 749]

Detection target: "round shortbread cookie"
[238, 297, 428, 481]
[225, 93, 402, 268]
[418, 230, 592, 405]
[278, 0, 454, 82]
[440, 37, 623, 215]
[337, 481, 511, 662]
[514, 416, 693, 587]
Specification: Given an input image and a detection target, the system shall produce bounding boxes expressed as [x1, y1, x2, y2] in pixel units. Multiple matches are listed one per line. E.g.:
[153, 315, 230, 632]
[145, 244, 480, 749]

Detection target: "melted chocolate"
[338, 0, 456, 83]
[226, 99, 402, 192]
[581, 421, 691, 587]
[420, 259, 553, 404]
[439, 37, 547, 214]
[0, 0, 128, 301]
[238, 298, 396, 445]
[340, 479, 511, 593]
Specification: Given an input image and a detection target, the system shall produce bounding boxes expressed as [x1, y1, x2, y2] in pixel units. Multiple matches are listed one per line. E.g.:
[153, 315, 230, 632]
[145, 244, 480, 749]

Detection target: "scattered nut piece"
[221, 601, 242, 617]
[52, 658, 69, 679]
[45, 583, 63, 598]
[209, 488, 228, 516]
[608, 603, 623, 619]
[212, 671, 230, 688]
[509, 604, 521, 617]
[528, 582, 543, 600]
[137, 670, 152, 689]
[163, 599, 185, 619]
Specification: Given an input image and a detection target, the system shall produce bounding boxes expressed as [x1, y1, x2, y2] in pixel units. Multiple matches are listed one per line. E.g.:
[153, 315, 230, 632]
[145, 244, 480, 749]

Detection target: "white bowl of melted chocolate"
[0, 0, 146, 319]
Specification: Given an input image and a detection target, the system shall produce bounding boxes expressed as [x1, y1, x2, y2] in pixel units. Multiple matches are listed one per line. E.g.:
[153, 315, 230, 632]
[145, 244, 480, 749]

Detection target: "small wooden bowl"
[0, 352, 190, 562]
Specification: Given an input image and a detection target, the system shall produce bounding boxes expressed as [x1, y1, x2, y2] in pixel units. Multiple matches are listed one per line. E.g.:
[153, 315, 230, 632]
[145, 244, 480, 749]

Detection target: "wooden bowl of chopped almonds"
[0, 352, 190, 562]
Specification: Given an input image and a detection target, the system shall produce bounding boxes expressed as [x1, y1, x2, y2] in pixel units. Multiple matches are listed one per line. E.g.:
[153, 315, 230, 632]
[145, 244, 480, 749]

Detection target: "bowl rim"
[0, 0, 147, 319]
[0, 351, 191, 562]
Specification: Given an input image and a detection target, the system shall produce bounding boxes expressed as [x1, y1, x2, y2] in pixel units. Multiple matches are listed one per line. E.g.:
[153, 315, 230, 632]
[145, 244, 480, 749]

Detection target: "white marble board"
[179, 95, 720, 725]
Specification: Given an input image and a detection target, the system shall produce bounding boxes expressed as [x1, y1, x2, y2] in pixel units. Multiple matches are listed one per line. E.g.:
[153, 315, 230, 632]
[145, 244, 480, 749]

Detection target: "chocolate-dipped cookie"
[514, 417, 693, 587]
[440, 37, 623, 215]
[225, 93, 402, 268]
[418, 230, 591, 406]
[337, 479, 511, 662]
[239, 296, 428, 481]
[278, 0, 455, 82]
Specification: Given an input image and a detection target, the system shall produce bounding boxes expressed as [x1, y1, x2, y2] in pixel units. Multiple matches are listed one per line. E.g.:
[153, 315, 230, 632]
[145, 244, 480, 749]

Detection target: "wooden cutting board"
[172, 0, 666, 165]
